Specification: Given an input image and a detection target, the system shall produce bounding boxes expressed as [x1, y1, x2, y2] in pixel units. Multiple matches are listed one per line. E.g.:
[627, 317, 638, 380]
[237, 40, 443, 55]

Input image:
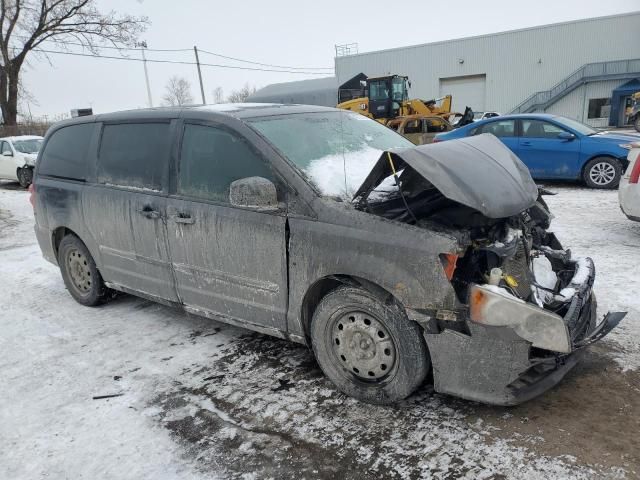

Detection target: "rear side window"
[39, 123, 95, 180]
[178, 124, 274, 202]
[98, 123, 170, 191]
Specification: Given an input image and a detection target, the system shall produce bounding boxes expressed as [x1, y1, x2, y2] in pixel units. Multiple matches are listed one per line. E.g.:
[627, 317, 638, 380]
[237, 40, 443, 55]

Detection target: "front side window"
[178, 124, 275, 203]
[521, 120, 565, 139]
[249, 111, 413, 199]
[477, 120, 516, 137]
[98, 123, 170, 191]
[38, 123, 95, 180]
[1, 141, 12, 155]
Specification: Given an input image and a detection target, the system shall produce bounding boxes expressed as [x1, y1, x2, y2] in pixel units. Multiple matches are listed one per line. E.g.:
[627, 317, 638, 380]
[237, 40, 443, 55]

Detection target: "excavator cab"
[367, 75, 409, 120]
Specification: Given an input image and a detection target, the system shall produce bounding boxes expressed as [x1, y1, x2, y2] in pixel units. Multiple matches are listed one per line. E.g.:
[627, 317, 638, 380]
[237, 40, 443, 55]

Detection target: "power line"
[197, 48, 333, 71]
[15, 35, 333, 70]
[33, 48, 333, 75]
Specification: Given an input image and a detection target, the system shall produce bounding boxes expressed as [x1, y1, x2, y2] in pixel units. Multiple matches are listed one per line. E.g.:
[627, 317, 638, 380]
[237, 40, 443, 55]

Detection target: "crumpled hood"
[353, 133, 539, 219]
[21, 153, 38, 165]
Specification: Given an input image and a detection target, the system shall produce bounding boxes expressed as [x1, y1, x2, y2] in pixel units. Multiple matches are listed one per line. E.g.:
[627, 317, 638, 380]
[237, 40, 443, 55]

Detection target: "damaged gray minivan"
[32, 104, 625, 406]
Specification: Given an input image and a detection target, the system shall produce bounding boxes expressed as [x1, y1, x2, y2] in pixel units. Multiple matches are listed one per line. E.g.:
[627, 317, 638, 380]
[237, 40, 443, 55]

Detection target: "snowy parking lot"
[1, 180, 639, 479]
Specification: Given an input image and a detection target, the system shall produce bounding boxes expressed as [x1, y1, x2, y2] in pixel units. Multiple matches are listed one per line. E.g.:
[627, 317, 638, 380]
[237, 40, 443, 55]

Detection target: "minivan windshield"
[13, 138, 43, 154]
[248, 112, 413, 199]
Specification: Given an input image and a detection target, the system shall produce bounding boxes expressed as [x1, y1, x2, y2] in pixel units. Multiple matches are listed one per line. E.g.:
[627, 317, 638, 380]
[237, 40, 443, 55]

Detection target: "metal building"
[334, 12, 640, 127]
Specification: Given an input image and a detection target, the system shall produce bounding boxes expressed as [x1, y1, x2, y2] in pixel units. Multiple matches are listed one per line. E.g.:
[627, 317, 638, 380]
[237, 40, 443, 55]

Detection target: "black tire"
[58, 234, 110, 306]
[582, 157, 621, 189]
[310, 286, 429, 404]
[634, 116, 640, 133]
[17, 167, 33, 188]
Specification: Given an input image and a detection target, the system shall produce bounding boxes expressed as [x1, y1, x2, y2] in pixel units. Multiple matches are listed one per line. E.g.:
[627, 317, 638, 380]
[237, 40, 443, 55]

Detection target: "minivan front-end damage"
[353, 134, 626, 405]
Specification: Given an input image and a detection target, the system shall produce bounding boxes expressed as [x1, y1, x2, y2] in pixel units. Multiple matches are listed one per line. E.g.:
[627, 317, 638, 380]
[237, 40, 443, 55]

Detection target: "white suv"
[618, 142, 640, 222]
[0, 135, 44, 187]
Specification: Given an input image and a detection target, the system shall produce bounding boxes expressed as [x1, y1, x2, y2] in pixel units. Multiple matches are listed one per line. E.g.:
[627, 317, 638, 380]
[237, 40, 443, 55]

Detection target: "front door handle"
[138, 207, 161, 219]
[521, 141, 532, 146]
[173, 213, 195, 225]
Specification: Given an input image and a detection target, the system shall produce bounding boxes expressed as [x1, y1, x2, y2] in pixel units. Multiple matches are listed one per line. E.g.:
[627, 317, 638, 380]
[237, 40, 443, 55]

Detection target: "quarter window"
[476, 120, 516, 137]
[38, 123, 95, 180]
[521, 120, 565, 139]
[178, 124, 275, 203]
[97, 123, 170, 191]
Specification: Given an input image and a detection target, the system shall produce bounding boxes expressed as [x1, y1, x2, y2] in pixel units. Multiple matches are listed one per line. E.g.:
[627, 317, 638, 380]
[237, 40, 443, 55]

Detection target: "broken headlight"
[469, 284, 571, 353]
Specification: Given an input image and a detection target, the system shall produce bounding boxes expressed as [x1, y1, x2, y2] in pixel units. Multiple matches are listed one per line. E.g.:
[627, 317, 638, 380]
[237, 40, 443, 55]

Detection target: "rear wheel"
[582, 157, 621, 189]
[17, 167, 33, 188]
[310, 286, 429, 404]
[58, 234, 110, 306]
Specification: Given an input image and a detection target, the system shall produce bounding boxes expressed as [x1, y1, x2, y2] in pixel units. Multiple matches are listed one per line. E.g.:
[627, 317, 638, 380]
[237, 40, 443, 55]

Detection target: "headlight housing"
[469, 284, 571, 353]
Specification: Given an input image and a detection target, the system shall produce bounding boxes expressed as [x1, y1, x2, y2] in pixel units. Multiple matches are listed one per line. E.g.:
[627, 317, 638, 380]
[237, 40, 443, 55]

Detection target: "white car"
[0, 135, 44, 187]
[473, 111, 501, 122]
[619, 142, 640, 222]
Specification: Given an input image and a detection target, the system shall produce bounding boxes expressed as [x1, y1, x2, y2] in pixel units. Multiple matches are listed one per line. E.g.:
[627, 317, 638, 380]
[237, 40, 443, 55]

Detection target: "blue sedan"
[434, 114, 637, 188]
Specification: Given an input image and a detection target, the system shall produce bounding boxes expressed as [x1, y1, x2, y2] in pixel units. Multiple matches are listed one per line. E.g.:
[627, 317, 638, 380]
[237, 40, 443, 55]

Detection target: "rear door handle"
[138, 207, 161, 219]
[173, 214, 195, 225]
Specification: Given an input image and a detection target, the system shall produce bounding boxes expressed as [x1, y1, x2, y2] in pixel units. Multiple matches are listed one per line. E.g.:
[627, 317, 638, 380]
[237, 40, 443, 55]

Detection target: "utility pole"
[194, 46, 206, 105]
[137, 41, 153, 108]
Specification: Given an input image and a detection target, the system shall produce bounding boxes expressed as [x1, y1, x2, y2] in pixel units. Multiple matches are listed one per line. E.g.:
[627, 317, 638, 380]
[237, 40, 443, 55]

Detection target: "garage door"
[439, 74, 486, 112]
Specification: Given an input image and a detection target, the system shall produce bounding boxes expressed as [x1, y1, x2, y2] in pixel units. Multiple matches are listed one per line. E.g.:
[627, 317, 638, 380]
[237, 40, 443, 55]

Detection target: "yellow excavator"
[337, 74, 455, 124]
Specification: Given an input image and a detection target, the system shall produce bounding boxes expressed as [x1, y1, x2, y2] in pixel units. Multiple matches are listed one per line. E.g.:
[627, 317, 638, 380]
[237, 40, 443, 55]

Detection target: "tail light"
[629, 156, 640, 184]
[439, 253, 458, 281]
[28, 183, 36, 209]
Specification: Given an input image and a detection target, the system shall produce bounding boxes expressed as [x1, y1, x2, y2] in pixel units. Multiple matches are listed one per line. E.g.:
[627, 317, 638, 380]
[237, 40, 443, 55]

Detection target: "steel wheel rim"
[66, 248, 92, 295]
[589, 162, 615, 185]
[331, 310, 396, 381]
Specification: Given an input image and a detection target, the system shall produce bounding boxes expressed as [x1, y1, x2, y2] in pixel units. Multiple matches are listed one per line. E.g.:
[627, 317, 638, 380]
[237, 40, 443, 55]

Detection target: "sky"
[17, 0, 640, 118]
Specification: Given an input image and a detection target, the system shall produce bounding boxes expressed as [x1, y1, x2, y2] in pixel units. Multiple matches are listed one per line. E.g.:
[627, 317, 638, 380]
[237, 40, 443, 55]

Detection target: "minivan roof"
[53, 103, 342, 127]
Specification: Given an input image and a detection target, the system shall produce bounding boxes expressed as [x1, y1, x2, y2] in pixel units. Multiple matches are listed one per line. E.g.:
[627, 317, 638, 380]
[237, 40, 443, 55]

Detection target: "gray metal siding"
[335, 12, 640, 114]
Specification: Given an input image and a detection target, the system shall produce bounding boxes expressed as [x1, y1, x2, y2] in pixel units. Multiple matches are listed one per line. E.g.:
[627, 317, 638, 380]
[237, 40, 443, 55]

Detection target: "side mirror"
[229, 176, 279, 211]
[558, 132, 576, 141]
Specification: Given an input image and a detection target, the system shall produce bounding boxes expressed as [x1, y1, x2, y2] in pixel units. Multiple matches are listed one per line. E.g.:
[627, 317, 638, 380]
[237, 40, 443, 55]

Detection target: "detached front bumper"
[423, 258, 626, 406]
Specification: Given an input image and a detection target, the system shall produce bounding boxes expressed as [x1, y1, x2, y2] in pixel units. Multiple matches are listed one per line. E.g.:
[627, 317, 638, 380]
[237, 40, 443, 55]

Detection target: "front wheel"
[310, 286, 429, 404]
[17, 167, 33, 188]
[582, 157, 621, 189]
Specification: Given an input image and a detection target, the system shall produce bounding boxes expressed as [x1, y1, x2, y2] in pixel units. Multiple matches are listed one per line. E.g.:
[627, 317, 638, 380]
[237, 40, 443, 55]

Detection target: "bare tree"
[212, 86, 223, 104]
[227, 83, 257, 103]
[162, 76, 193, 106]
[0, 1, 148, 125]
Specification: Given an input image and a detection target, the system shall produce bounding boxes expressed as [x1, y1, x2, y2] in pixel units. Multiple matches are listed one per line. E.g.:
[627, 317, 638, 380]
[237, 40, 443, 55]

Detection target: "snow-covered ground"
[1, 180, 639, 479]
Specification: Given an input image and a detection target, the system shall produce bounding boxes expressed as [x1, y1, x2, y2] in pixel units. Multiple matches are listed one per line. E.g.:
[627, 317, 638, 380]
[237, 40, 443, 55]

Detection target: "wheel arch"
[580, 153, 626, 178]
[300, 274, 401, 342]
[52, 226, 81, 260]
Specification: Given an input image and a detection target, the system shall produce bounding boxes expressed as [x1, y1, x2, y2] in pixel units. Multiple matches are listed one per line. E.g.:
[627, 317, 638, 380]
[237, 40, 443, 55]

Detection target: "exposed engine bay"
[351, 134, 614, 354]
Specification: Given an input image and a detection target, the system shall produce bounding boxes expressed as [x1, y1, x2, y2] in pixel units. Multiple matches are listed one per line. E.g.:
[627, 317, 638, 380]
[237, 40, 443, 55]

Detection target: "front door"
[166, 122, 288, 330]
[517, 119, 581, 179]
[83, 121, 178, 302]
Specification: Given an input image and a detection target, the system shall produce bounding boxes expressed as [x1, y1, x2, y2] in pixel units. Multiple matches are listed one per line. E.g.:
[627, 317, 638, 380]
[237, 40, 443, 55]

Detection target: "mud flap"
[573, 311, 626, 349]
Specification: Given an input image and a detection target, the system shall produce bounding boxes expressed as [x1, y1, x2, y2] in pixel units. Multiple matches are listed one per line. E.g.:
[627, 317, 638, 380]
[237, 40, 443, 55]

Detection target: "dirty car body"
[32, 104, 624, 406]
